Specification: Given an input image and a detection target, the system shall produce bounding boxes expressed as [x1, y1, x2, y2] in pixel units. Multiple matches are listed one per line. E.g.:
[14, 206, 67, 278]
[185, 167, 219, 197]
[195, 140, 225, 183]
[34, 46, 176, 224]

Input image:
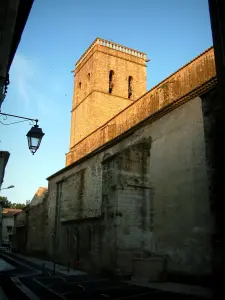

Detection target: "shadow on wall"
[13, 186, 48, 258]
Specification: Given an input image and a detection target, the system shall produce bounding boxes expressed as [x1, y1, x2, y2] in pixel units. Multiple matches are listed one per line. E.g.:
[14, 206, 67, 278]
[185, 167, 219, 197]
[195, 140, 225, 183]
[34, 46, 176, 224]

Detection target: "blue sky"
[0, 0, 212, 203]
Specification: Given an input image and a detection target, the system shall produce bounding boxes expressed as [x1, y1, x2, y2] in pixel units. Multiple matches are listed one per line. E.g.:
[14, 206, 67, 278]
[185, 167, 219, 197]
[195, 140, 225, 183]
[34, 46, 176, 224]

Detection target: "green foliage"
[10, 203, 26, 209]
[0, 196, 26, 209]
[0, 196, 11, 208]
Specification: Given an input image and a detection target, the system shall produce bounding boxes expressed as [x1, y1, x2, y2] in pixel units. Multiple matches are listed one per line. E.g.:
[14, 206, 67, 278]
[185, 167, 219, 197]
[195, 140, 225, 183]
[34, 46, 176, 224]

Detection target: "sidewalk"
[3, 252, 86, 276]
[0, 258, 15, 272]
[2, 253, 213, 299]
[128, 279, 212, 299]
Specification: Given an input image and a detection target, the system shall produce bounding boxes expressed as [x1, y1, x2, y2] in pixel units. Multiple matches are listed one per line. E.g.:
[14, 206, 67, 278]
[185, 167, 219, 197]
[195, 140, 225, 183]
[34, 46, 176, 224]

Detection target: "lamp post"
[0, 185, 14, 191]
[0, 112, 45, 154]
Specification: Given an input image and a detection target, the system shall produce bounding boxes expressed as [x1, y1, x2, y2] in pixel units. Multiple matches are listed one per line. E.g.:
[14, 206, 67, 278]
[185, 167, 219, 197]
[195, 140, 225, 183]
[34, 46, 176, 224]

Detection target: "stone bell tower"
[68, 38, 147, 165]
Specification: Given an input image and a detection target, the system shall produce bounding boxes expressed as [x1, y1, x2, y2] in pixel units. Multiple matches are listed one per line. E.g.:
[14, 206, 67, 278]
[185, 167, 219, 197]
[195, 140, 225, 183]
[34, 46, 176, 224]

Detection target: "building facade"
[13, 187, 48, 256]
[19, 39, 216, 283]
[1, 208, 22, 243]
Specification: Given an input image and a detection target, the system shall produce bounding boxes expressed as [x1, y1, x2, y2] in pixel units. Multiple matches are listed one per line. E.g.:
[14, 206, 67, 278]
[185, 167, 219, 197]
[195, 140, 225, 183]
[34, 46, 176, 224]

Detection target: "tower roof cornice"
[75, 37, 147, 68]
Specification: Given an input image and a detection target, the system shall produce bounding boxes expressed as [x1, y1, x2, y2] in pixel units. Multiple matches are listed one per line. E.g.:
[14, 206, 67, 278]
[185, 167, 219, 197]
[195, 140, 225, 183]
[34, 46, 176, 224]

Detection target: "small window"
[128, 76, 133, 99]
[87, 73, 90, 80]
[109, 70, 114, 94]
[79, 82, 82, 89]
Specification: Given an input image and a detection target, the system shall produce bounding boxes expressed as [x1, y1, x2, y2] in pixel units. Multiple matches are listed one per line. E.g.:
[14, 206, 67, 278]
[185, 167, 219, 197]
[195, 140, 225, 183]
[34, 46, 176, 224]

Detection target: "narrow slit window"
[79, 82, 82, 89]
[109, 70, 114, 94]
[128, 76, 133, 99]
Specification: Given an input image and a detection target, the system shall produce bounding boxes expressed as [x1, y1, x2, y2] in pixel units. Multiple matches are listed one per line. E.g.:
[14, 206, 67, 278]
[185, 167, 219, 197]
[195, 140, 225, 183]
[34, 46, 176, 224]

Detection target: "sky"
[0, 0, 213, 203]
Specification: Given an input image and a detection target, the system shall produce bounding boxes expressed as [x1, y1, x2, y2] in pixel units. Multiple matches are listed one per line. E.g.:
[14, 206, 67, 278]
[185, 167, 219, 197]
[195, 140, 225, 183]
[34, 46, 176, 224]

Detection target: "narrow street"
[0, 253, 211, 300]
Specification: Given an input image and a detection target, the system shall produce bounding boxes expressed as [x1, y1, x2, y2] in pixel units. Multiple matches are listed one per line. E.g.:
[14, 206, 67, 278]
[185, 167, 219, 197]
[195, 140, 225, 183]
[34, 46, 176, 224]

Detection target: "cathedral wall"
[47, 96, 212, 278]
[70, 92, 132, 147]
[66, 47, 215, 166]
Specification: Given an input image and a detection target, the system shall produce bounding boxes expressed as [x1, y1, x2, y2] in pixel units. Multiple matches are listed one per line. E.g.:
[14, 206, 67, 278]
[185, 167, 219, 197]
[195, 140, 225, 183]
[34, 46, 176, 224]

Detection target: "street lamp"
[0, 112, 45, 154]
[26, 123, 45, 155]
[0, 185, 14, 191]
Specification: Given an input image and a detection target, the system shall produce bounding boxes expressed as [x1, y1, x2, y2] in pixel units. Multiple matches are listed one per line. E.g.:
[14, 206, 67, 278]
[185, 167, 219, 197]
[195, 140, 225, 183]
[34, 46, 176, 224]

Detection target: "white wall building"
[1, 208, 21, 242]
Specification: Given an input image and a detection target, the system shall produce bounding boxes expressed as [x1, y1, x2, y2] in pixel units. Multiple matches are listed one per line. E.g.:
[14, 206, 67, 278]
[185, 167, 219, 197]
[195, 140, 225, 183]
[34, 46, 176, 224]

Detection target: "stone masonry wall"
[47, 95, 211, 277]
[26, 188, 48, 257]
[13, 210, 28, 253]
[102, 141, 152, 274]
[47, 140, 151, 275]
[66, 47, 215, 166]
[26, 202, 48, 256]
[14, 210, 26, 227]
[70, 41, 147, 148]
[71, 92, 133, 148]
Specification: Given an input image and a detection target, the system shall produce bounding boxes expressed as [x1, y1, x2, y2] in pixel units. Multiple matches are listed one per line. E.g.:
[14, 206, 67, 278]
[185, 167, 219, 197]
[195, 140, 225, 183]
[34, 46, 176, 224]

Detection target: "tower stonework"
[68, 38, 147, 165]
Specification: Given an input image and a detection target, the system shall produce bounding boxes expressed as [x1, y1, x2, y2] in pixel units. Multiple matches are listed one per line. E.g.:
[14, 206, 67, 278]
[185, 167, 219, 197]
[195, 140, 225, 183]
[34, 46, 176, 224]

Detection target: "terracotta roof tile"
[3, 208, 22, 217]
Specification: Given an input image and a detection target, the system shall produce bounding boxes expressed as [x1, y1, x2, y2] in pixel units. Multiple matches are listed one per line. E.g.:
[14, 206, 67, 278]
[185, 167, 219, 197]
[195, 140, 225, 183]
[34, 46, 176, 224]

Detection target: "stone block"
[133, 257, 166, 282]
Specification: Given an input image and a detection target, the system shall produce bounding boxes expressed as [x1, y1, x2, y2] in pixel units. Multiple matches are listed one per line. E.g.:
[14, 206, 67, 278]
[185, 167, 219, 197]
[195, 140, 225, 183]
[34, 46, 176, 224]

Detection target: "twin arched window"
[78, 71, 133, 98]
[109, 71, 133, 98]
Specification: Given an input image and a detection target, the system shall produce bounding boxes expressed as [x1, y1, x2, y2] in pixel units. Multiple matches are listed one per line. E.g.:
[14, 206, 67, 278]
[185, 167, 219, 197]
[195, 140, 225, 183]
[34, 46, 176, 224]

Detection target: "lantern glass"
[26, 125, 45, 154]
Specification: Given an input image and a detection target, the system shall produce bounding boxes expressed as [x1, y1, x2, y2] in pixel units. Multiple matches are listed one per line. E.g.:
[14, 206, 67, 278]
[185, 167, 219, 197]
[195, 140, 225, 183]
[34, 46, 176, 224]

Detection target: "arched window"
[109, 70, 114, 94]
[79, 82, 82, 89]
[128, 76, 133, 99]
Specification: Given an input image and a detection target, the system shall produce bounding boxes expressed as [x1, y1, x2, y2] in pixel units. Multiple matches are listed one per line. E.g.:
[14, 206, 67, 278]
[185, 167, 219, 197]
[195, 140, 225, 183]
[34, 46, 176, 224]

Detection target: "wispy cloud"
[12, 54, 35, 108]
[10, 53, 62, 118]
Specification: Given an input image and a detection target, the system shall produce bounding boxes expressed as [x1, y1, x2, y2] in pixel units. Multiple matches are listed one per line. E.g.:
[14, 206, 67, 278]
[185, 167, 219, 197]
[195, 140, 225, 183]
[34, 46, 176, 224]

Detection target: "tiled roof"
[2, 208, 22, 217]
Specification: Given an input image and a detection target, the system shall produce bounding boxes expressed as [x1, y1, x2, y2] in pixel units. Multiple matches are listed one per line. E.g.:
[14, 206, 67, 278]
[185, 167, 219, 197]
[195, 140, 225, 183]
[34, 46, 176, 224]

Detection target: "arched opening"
[79, 82, 82, 89]
[109, 70, 114, 94]
[128, 76, 133, 99]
